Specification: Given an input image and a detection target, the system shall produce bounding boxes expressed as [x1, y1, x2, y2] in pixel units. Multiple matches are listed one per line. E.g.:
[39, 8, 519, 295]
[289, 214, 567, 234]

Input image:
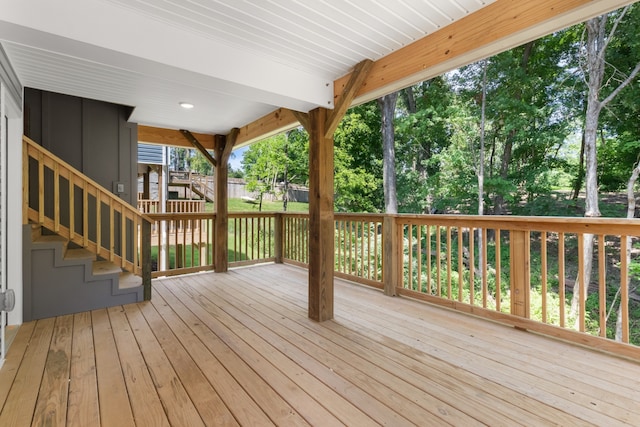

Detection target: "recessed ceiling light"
[179, 102, 194, 109]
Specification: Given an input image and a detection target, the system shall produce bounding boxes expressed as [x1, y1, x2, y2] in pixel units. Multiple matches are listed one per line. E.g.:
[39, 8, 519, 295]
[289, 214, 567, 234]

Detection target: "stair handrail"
[23, 136, 152, 288]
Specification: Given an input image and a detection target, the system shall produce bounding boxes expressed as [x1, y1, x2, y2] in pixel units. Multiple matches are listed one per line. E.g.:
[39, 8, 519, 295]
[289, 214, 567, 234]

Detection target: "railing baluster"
[121, 207, 126, 268]
[69, 173, 75, 238]
[446, 226, 451, 298]
[458, 227, 463, 303]
[578, 234, 585, 332]
[54, 162, 60, 232]
[83, 181, 88, 247]
[38, 151, 44, 224]
[541, 231, 547, 323]
[417, 225, 422, 292]
[109, 198, 115, 262]
[495, 229, 501, 313]
[96, 190, 102, 252]
[469, 227, 474, 305]
[598, 234, 606, 337]
[408, 224, 413, 290]
[481, 228, 487, 309]
[558, 232, 565, 328]
[621, 236, 630, 343]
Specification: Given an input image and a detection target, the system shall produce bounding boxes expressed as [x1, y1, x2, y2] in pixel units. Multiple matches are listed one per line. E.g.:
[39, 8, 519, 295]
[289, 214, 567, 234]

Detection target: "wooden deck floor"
[1, 264, 639, 426]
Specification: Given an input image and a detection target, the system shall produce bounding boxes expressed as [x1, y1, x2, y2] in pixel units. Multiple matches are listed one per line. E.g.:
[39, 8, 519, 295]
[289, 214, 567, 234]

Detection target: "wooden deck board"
[1, 264, 640, 426]
[91, 308, 136, 426]
[67, 312, 100, 427]
[32, 314, 73, 427]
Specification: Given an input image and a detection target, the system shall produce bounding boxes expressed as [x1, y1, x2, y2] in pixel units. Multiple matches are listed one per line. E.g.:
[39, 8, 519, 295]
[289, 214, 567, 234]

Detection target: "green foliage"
[334, 103, 384, 212]
[242, 131, 308, 202]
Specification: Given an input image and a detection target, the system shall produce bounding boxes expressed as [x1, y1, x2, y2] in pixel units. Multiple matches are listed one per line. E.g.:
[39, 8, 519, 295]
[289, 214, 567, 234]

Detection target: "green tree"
[334, 103, 383, 212]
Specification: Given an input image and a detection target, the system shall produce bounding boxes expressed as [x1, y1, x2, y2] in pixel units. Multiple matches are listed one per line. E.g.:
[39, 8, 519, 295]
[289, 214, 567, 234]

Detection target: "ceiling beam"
[180, 129, 217, 167]
[235, 108, 301, 148]
[234, 0, 634, 147]
[333, 0, 636, 105]
[138, 125, 215, 149]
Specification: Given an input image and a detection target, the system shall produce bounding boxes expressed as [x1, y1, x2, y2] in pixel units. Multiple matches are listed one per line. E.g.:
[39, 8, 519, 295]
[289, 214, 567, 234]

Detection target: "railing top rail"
[396, 213, 640, 235]
[24, 136, 153, 224]
[335, 212, 385, 221]
[146, 212, 215, 220]
[229, 212, 278, 219]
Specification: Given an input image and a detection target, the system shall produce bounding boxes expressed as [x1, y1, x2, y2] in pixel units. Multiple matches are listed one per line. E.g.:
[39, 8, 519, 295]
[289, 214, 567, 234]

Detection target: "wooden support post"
[176, 244, 184, 268]
[142, 168, 150, 200]
[383, 214, 398, 296]
[307, 107, 334, 322]
[510, 230, 530, 318]
[142, 220, 152, 301]
[214, 129, 238, 272]
[274, 212, 283, 264]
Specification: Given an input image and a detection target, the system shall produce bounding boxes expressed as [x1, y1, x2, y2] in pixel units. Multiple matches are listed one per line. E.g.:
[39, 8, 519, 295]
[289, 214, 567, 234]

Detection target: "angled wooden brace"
[180, 129, 217, 167]
[324, 59, 374, 138]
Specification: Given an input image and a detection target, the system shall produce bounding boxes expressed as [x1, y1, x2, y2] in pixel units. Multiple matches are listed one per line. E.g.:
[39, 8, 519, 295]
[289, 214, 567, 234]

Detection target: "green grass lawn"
[205, 198, 308, 212]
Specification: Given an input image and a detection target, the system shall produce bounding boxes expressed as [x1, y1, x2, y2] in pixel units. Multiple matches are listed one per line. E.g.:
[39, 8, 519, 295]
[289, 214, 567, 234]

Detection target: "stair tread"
[93, 261, 122, 276]
[119, 272, 143, 289]
[65, 248, 96, 261]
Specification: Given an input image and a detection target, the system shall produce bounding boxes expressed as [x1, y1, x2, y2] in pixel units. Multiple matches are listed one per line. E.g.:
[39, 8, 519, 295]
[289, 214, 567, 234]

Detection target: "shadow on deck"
[1, 264, 639, 426]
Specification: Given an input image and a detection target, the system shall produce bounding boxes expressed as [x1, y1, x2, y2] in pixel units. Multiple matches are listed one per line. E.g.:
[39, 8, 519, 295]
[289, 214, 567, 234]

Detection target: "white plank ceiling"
[0, 0, 493, 135]
[0, 0, 633, 139]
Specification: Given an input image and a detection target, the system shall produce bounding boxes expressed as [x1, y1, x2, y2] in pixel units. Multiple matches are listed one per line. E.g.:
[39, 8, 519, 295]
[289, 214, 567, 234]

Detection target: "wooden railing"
[138, 199, 206, 214]
[394, 215, 640, 354]
[23, 136, 151, 281]
[145, 212, 215, 278]
[334, 213, 384, 288]
[141, 208, 640, 356]
[229, 213, 278, 266]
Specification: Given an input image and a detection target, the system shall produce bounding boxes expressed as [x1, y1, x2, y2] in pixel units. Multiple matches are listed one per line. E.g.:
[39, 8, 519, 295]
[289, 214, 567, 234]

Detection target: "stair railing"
[23, 136, 152, 291]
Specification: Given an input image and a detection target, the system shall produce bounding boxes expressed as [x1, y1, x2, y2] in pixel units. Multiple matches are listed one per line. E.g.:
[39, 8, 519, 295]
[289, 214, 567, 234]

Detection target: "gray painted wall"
[24, 88, 138, 206]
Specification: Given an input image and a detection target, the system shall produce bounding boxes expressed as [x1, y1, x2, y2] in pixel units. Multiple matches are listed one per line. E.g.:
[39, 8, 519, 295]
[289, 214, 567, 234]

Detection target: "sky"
[228, 146, 248, 171]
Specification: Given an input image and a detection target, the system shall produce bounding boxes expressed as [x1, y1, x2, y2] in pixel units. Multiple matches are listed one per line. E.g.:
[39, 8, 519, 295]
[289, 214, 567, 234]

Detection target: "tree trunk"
[572, 130, 586, 200]
[478, 60, 487, 274]
[570, 16, 606, 321]
[378, 92, 399, 214]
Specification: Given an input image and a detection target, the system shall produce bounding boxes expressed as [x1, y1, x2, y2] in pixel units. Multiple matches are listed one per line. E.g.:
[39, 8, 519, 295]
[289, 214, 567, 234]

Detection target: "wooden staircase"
[24, 225, 143, 320]
[22, 136, 151, 320]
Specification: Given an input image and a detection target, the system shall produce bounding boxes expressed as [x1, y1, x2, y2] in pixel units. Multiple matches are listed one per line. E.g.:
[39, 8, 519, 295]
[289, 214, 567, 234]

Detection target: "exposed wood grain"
[107, 306, 170, 427]
[325, 59, 373, 138]
[0, 321, 36, 409]
[160, 281, 311, 426]
[181, 129, 217, 167]
[3, 265, 640, 426]
[138, 299, 239, 427]
[66, 312, 100, 427]
[0, 318, 55, 427]
[509, 230, 530, 318]
[151, 283, 272, 426]
[122, 303, 206, 427]
[91, 309, 136, 426]
[139, 125, 215, 149]
[307, 108, 334, 321]
[32, 315, 73, 427]
[235, 1, 634, 147]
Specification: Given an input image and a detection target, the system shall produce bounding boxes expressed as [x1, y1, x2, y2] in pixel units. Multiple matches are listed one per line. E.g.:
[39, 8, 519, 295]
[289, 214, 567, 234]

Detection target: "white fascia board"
[0, 0, 334, 110]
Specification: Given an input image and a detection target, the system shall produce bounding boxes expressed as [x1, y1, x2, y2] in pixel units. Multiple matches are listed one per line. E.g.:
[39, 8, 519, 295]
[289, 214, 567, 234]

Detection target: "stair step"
[65, 248, 96, 261]
[93, 261, 122, 276]
[119, 272, 143, 289]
